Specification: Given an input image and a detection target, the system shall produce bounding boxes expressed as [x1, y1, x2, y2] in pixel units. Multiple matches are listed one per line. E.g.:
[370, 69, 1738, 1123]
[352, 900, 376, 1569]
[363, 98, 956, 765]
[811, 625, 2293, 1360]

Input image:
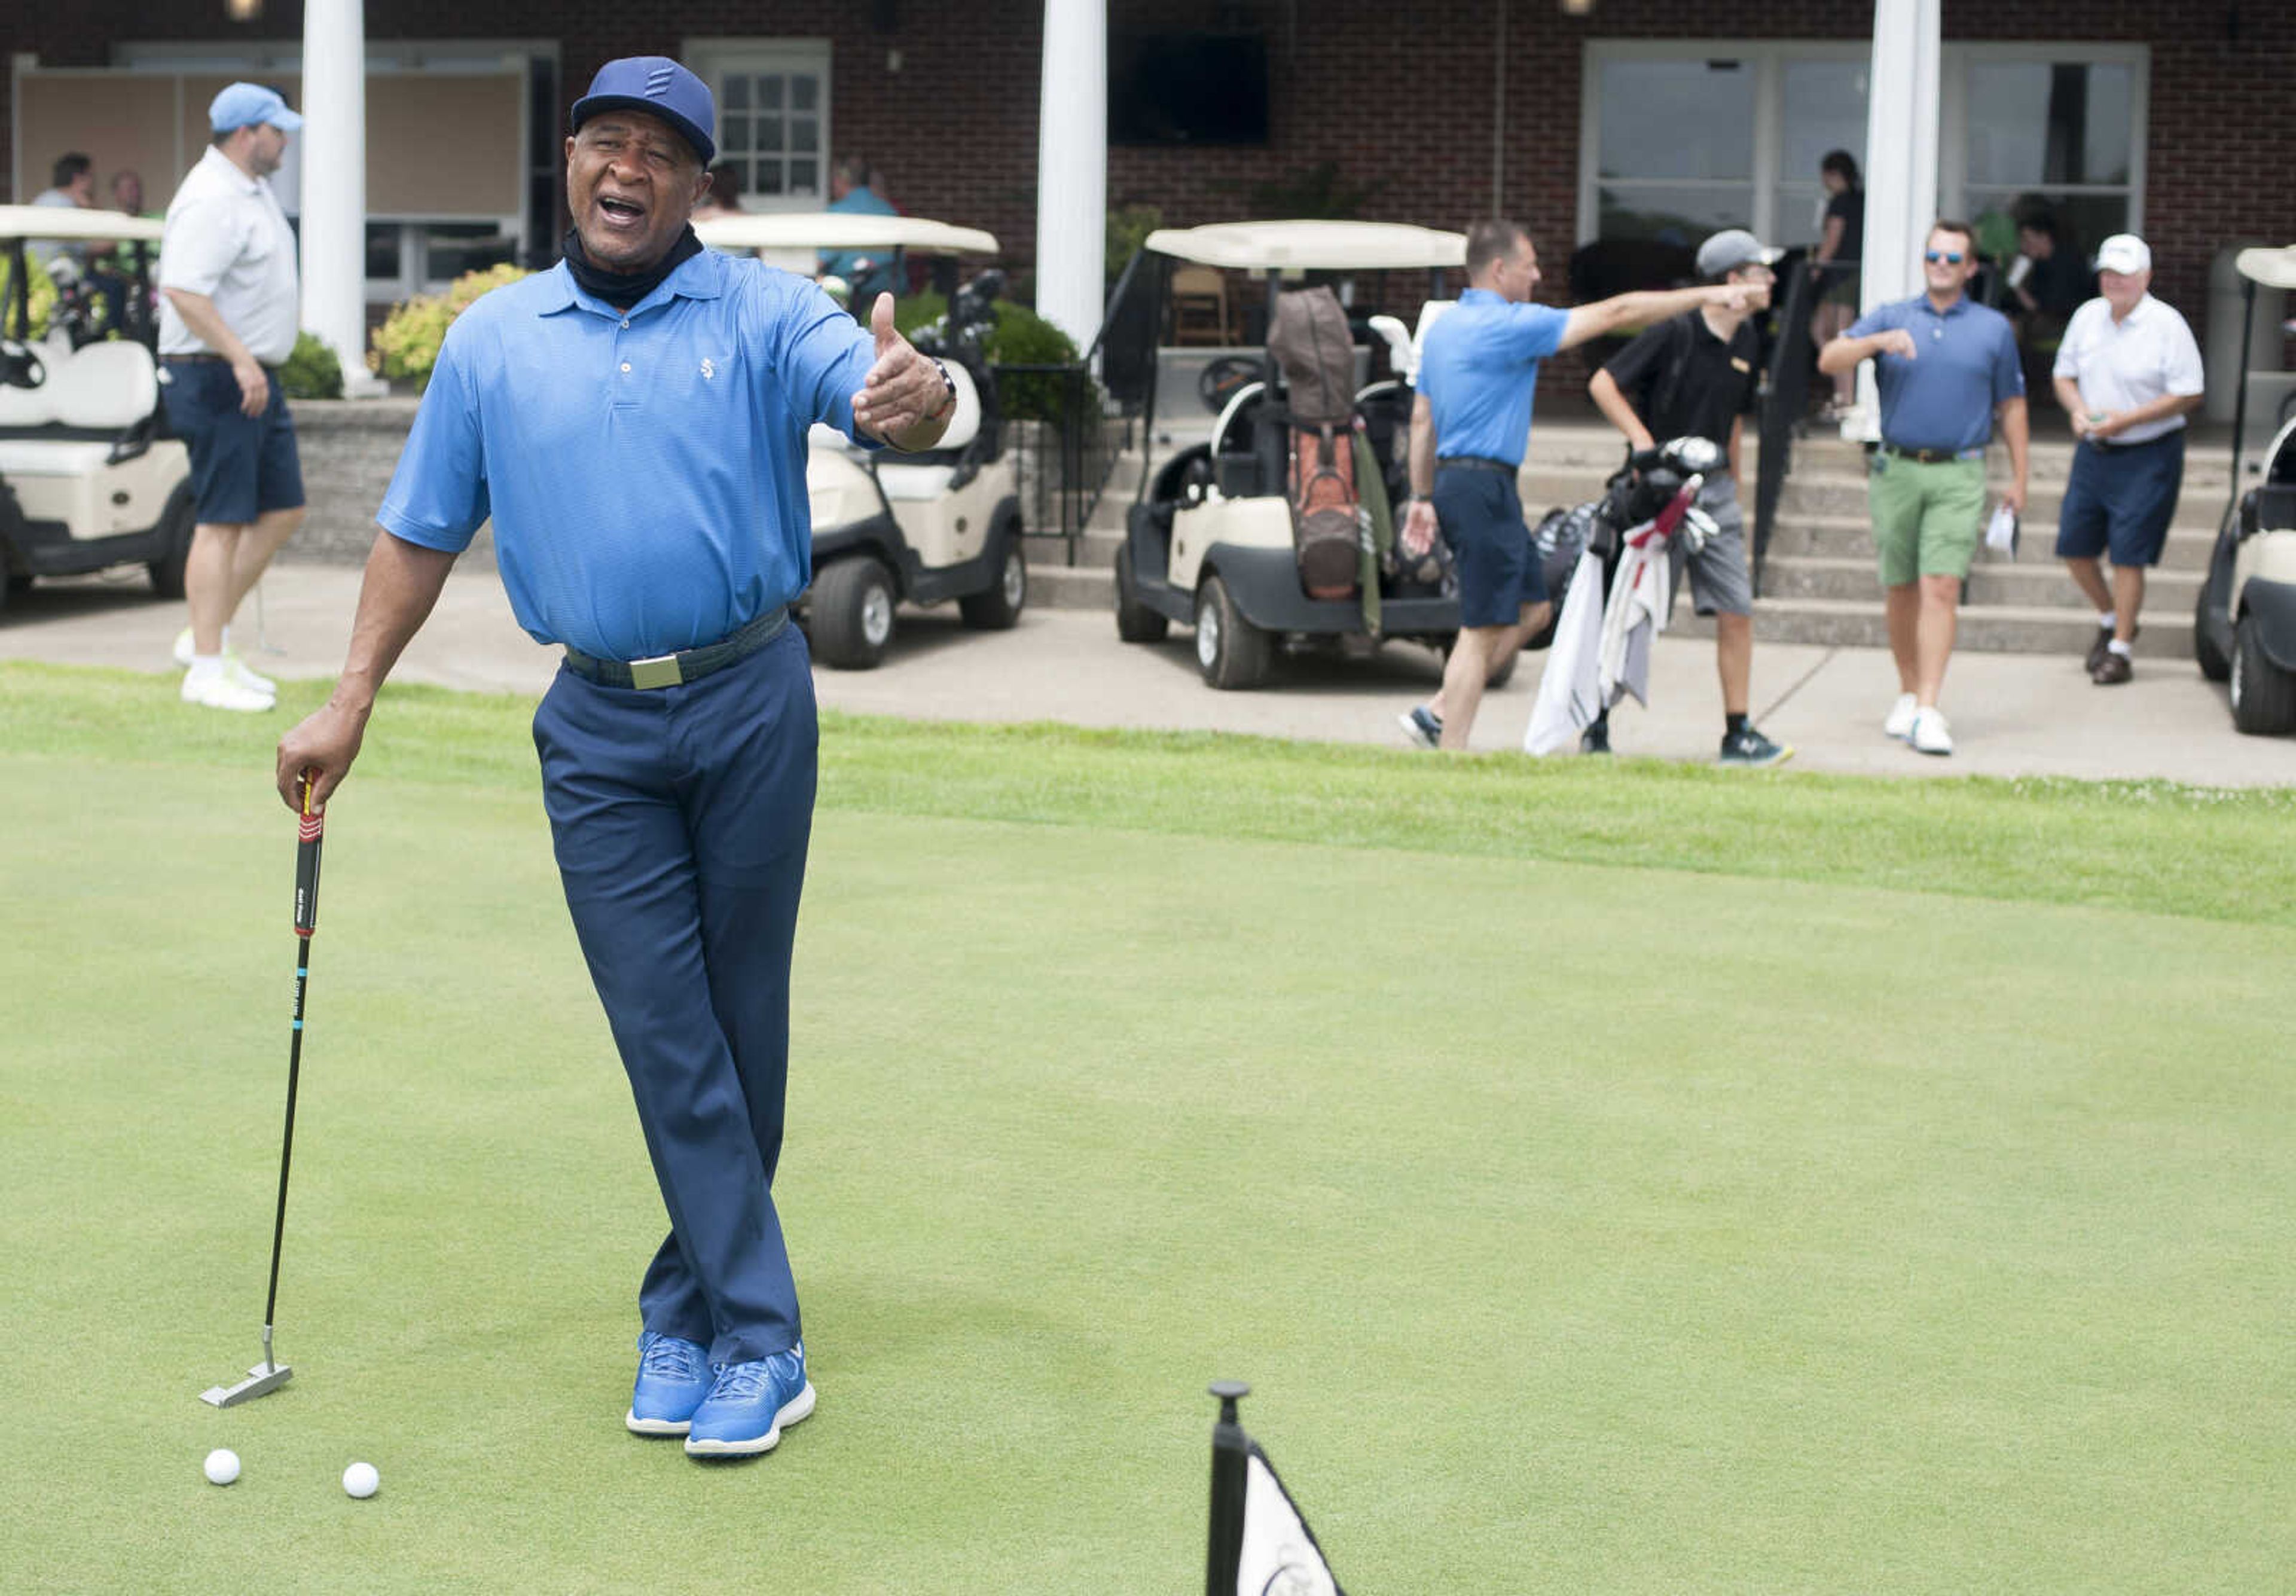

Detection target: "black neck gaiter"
[561, 225, 703, 311]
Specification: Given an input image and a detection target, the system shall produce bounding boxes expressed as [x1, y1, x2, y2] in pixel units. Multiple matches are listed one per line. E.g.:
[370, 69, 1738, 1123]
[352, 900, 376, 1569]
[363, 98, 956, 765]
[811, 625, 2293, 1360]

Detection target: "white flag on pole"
[1235, 1444, 1344, 1595]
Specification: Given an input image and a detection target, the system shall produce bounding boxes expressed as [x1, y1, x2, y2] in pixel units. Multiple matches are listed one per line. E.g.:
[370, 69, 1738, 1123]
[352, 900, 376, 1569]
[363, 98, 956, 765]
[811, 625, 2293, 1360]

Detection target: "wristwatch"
[925, 358, 956, 423]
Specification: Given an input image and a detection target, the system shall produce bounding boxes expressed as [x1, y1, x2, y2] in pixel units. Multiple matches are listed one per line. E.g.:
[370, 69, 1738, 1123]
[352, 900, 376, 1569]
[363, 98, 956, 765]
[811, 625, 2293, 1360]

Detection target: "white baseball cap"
[2094, 234, 2151, 275]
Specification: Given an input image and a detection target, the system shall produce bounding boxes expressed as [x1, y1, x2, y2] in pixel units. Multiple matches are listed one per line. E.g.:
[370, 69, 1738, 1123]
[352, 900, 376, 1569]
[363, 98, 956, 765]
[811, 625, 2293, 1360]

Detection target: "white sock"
[187, 654, 224, 678]
[2108, 639, 2132, 658]
[2096, 612, 2115, 628]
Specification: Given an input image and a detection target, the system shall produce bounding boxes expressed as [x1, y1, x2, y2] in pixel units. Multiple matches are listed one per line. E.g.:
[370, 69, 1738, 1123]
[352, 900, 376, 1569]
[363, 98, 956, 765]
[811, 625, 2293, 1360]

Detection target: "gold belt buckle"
[627, 653, 683, 689]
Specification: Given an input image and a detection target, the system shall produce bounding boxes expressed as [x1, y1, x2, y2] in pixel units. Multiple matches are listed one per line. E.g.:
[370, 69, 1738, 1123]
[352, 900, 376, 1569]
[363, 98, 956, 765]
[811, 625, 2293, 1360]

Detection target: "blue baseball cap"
[210, 83, 303, 135]
[570, 57, 716, 166]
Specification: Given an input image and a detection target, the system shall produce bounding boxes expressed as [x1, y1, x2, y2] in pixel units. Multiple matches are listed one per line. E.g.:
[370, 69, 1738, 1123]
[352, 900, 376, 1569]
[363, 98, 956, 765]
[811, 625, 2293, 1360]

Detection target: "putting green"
[2, 670, 2291, 1592]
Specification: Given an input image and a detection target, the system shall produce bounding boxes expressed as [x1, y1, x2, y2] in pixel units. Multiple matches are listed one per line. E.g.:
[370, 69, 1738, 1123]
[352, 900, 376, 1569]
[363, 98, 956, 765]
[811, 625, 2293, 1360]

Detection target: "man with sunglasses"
[1820, 221, 2028, 756]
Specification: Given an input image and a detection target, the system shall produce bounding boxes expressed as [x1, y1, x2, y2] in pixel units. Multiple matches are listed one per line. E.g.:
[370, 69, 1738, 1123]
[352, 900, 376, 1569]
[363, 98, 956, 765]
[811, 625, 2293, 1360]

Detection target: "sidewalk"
[4, 564, 2291, 786]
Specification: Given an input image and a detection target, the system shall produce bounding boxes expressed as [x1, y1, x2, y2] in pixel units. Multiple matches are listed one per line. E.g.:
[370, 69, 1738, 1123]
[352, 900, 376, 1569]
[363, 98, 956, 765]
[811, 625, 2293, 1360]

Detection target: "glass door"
[1773, 58, 1868, 249]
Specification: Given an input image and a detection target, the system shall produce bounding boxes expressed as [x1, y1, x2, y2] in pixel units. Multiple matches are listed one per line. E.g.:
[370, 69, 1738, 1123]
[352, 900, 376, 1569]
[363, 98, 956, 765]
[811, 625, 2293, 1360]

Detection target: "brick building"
[8, 1, 2291, 367]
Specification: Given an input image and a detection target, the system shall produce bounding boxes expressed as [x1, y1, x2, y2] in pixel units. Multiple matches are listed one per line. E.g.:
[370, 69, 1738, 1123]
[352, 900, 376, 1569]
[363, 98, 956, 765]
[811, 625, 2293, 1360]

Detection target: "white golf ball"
[342, 1460, 379, 1499]
[203, 1448, 240, 1486]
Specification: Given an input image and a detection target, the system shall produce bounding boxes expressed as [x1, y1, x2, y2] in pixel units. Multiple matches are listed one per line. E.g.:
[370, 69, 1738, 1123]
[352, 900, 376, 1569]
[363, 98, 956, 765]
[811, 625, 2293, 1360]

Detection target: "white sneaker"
[173, 626, 195, 667]
[224, 654, 277, 698]
[1909, 706, 1954, 756]
[1883, 692, 1918, 740]
[181, 664, 274, 713]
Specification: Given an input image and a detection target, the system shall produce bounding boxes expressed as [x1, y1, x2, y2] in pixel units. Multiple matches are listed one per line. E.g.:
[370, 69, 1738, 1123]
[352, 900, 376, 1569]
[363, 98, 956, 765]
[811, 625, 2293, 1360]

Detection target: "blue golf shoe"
[625, 1330, 712, 1436]
[683, 1343, 815, 1457]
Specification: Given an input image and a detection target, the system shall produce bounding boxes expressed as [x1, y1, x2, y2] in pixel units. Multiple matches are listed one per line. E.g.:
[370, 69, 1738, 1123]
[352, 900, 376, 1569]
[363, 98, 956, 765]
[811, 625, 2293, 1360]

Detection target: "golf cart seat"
[0, 337, 157, 436]
[1208, 379, 1280, 498]
[874, 359, 985, 502]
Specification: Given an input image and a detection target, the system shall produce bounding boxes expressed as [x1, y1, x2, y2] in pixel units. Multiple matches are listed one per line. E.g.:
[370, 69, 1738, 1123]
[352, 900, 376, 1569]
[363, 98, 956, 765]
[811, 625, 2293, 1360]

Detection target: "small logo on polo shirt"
[700, 358, 715, 380]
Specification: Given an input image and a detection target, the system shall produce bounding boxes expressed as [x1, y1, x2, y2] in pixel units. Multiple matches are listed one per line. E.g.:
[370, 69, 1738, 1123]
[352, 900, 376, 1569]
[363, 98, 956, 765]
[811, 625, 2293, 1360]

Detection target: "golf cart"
[2193, 245, 2296, 734]
[0, 205, 193, 617]
[692, 212, 1025, 668]
[1115, 219, 1497, 690]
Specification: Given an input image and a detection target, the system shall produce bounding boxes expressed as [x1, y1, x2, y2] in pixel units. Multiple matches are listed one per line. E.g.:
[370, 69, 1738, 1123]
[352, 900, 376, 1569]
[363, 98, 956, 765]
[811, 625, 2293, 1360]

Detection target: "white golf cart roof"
[692, 212, 998, 256]
[2235, 245, 2296, 291]
[1144, 220, 1464, 272]
[0, 205, 165, 243]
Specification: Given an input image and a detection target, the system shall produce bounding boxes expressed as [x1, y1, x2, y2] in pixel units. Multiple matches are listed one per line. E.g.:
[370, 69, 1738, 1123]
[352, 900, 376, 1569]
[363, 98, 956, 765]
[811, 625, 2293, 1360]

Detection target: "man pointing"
[276, 56, 955, 1460]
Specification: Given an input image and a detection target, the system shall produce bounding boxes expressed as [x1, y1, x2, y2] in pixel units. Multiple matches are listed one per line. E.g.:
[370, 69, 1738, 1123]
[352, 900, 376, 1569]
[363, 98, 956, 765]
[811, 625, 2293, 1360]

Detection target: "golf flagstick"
[200, 774, 323, 1407]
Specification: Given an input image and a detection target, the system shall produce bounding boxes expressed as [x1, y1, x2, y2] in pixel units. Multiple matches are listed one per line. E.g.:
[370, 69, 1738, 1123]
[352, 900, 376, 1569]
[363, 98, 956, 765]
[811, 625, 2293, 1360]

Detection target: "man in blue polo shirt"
[1396, 218, 1766, 751]
[274, 56, 955, 1462]
[1820, 219, 2028, 756]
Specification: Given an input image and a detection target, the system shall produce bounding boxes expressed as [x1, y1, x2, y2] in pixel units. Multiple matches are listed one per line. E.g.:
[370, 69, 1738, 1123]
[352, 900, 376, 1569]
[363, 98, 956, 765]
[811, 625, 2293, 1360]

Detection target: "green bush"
[0, 258, 65, 341]
[894, 294, 1095, 424]
[279, 331, 344, 399]
[1106, 204, 1162, 282]
[369, 263, 532, 390]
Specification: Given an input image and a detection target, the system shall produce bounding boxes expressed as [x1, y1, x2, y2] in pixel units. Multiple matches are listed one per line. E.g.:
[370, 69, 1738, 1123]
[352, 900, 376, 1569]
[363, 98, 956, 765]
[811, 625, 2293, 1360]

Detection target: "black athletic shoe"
[1397, 704, 1442, 749]
[1719, 725, 1794, 768]
[1580, 721, 1612, 755]
[2084, 626, 2114, 676]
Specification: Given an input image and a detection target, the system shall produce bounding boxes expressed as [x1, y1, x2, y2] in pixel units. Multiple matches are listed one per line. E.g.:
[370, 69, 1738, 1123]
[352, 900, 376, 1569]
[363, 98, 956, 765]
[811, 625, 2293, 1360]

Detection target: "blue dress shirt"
[378, 249, 877, 662]
[1847, 293, 2024, 456]
[1418, 289, 1570, 468]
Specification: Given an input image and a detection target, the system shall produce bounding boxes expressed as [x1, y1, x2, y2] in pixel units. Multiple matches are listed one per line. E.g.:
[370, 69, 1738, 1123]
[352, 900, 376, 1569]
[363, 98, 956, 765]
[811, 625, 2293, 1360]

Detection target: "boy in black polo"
[1584, 228, 1791, 767]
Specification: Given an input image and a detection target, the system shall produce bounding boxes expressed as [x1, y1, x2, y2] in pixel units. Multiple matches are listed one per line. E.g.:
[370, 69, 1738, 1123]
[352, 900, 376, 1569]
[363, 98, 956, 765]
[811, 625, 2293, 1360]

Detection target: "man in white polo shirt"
[2051, 233, 2204, 685]
[158, 83, 307, 712]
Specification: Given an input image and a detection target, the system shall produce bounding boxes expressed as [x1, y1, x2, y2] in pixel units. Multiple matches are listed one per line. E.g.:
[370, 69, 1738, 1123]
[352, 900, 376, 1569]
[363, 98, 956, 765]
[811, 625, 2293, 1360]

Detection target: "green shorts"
[1868, 453, 1985, 585]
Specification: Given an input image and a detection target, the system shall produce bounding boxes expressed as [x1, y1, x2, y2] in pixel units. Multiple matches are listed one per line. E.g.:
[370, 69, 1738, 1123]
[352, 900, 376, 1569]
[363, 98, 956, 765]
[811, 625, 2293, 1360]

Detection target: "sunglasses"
[1925, 250, 1967, 265]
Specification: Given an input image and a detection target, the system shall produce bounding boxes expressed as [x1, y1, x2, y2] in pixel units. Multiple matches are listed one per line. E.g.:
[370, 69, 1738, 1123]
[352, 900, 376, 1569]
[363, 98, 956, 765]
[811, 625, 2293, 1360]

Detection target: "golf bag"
[1270, 288, 1365, 600]
[1524, 435, 1725, 648]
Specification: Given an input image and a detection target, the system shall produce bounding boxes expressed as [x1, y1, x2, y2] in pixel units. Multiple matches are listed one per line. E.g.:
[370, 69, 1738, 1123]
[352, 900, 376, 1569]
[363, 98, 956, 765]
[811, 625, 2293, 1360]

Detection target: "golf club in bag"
[199, 776, 324, 1407]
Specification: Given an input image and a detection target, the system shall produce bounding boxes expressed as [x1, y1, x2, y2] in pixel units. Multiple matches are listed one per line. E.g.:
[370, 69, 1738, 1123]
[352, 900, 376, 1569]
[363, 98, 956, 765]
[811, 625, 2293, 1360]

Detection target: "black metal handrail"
[991, 361, 1123, 567]
[1751, 258, 1840, 595]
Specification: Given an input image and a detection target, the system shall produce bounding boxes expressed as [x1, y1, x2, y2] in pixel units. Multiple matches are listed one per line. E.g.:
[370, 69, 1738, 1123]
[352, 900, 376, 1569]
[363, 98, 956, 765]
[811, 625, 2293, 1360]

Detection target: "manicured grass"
[3, 664, 2292, 1592]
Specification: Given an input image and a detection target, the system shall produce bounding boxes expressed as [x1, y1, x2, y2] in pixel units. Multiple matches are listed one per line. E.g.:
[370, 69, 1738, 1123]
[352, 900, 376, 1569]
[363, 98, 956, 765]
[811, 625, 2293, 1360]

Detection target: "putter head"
[200, 1362, 292, 1407]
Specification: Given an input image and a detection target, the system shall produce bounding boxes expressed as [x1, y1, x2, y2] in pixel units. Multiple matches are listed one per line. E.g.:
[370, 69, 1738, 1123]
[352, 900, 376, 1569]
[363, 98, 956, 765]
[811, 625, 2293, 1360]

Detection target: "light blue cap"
[210, 83, 304, 135]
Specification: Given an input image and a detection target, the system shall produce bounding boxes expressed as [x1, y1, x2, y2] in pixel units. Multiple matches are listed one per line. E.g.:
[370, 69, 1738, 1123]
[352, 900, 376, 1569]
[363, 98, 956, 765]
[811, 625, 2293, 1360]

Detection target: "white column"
[301, 0, 386, 396]
[1034, 0, 1106, 352]
[1848, 0, 1940, 435]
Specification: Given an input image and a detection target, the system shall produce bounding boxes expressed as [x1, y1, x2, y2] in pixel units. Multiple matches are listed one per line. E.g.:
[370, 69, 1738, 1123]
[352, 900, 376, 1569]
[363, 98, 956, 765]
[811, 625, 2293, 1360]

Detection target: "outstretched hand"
[851, 293, 947, 442]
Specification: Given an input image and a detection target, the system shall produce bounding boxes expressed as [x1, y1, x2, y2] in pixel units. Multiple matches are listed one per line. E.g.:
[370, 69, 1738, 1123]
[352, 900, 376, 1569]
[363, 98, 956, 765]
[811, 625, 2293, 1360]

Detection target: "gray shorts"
[1668, 474, 1752, 617]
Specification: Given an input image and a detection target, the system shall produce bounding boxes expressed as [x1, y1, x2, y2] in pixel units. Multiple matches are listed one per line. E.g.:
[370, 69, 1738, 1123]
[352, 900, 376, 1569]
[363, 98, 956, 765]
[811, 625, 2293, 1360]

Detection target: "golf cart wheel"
[959, 530, 1027, 630]
[810, 556, 897, 670]
[2193, 579, 2231, 682]
[2230, 611, 2296, 735]
[1195, 572, 1271, 689]
[147, 486, 196, 600]
[1114, 541, 1168, 643]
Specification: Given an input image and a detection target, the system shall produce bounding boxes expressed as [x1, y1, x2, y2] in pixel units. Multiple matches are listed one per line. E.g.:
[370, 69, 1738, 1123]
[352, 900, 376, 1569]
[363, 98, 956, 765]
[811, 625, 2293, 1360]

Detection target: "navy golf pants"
[532, 622, 817, 1367]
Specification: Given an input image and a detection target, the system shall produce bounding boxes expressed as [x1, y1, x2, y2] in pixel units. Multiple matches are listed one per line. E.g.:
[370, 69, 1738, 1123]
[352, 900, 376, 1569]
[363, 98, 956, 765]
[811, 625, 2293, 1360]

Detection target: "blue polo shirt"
[377, 248, 877, 661]
[1418, 289, 1570, 468]
[1847, 292, 2023, 456]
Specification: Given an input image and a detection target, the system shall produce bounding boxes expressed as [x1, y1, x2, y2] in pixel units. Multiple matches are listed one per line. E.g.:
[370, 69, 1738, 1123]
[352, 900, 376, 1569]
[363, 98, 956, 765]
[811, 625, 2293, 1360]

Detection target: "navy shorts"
[1433, 462, 1541, 628]
[160, 360, 305, 526]
[2053, 431, 2183, 567]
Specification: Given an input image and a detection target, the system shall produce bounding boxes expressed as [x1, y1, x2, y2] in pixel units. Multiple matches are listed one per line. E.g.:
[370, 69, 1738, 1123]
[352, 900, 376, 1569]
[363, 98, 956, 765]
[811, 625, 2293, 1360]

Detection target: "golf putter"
[200, 775, 324, 1406]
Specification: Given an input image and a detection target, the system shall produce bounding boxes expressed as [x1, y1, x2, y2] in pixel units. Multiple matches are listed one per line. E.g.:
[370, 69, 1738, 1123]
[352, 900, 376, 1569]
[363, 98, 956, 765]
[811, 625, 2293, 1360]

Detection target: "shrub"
[0, 258, 65, 341]
[1106, 204, 1162, 282]
[279, 331, 344, 399]
[369, 263, 532, 389]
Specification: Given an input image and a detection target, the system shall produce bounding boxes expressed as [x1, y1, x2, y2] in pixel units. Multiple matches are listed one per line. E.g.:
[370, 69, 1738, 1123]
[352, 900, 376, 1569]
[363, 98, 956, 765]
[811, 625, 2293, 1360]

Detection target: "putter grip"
[293, 807, 323, 936]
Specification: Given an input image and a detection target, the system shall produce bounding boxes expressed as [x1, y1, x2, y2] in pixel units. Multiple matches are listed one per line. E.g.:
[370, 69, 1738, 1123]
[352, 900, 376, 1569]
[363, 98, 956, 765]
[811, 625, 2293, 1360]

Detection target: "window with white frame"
[682, 39, 831, 209]
[1581, 41, 2145, 260]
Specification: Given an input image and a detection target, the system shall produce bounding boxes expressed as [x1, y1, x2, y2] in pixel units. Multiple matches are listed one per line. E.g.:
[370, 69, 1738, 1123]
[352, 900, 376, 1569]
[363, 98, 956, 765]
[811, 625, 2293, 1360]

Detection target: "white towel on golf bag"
[1524, 548, 1608, 754]
[1598, 532, 1673, 710]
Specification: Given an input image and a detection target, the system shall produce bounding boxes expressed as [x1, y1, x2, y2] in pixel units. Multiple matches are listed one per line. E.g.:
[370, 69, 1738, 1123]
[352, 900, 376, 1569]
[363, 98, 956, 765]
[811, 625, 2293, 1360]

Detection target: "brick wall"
[9, 0, 2289, 367]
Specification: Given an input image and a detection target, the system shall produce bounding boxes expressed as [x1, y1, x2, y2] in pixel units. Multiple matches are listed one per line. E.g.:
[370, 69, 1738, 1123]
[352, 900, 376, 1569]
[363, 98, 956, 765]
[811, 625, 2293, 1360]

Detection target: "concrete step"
[1757, 553, 2205, 610]
[1775, 471, 2223, 530]
[1674, 596, 2196, 658]
[1027, 563, 1113, 611]
[1760, 514, 2217, 571]
[1024, 530, 1121, 570]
